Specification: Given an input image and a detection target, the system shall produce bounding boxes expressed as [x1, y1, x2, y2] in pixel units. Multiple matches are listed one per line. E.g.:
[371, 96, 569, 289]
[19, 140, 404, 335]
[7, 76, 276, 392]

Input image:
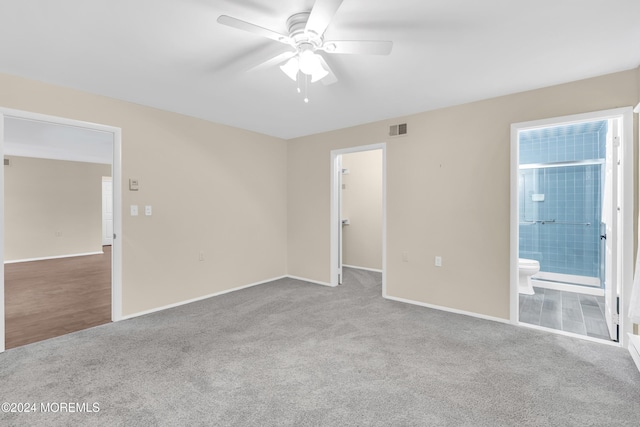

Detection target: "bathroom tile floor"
[519, 287, 612, 341]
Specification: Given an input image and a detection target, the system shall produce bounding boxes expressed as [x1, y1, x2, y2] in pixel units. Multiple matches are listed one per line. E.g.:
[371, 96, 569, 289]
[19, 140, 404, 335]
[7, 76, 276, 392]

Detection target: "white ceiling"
[0, 0, 639, 140]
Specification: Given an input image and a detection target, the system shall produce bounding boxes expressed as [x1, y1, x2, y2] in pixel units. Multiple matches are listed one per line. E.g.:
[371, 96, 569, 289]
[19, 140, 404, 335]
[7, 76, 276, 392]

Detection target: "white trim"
[531, 279, 605, 296]
[101, 176, 113, 246]
[4, 251, 104, 264]
[511, 107, 633, 348]
[330, 143, 387, 297]
[0, 108, 123, 353]
[121, 276, 287, 320]
[0, 114, 5, 352]
[619, 109, 634, 348]
[342, 264, 383, 273]
[519, 322, 620, 347]
[510, 121, 520, 326]
[286, 275, 333, 287]
[385, 295, 510, 324]
[111, 127, 122, 322]
[627, 334, 640, 373]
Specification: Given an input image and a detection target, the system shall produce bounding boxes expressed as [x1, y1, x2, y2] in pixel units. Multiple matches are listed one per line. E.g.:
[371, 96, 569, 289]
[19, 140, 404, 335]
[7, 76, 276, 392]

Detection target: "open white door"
[0, 113, 6, 352]
[603, 119, 619, 340]
[337, 155, 343, 285]
[102, 176, 113, 246]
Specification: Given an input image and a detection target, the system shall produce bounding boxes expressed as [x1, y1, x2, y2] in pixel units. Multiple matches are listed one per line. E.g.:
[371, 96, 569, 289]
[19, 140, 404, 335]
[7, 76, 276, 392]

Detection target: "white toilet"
[518, 258, 540, 295]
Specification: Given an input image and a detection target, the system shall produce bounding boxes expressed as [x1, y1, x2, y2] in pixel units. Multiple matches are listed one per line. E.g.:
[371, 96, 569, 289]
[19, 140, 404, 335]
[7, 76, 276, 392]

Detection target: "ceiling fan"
[217, 0, 393, 96]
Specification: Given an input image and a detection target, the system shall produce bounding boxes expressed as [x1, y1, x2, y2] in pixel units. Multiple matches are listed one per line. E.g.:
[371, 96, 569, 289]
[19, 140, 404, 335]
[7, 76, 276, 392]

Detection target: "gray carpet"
[1, 267, 639, 426]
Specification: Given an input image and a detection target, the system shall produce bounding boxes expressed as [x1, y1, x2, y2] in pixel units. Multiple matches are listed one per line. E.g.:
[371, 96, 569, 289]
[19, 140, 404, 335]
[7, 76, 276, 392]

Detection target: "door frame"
[0, 108, 123, 353]
[330, 143, 387, 295]
[510, 107, 633, 347]
[102, 176, 114, 246]
[603, 118, 621, 340]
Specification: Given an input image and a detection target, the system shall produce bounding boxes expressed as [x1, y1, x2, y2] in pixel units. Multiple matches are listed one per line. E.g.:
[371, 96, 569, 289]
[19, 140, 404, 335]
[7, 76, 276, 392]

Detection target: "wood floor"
[4, 247, 111, 349]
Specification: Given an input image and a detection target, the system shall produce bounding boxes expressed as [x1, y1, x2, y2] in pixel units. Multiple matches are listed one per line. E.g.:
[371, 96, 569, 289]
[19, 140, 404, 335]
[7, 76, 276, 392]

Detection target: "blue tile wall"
[598, 122, 607, 159]
[519, 121, 606, 164]
[519, 121, 607, 280]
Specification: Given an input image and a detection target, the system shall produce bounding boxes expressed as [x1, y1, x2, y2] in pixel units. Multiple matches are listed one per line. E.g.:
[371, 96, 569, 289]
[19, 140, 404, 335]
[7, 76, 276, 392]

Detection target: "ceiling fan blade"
[322, 40, 393, 55]
[317, 55, 338, 85]
[217, 15, 291, 45]
[248, 51, 297, 72]
[305, 0, 344, 36]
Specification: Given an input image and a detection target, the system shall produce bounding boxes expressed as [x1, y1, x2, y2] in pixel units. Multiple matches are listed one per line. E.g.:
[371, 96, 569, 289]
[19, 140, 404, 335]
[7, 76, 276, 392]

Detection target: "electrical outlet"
[402, 252, 409, 262]
[435, 256, 442, 267]
[199, 251, 205, 261]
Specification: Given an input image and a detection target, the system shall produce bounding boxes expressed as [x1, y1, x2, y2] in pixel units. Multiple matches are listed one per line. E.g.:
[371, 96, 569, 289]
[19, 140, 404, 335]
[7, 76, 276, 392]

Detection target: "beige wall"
[288, 69, 639, 320]
[0, 73, 288, 316]
[4, 156, 110, 261]
[341, 150, 383, 270]
[1, 68, 637, 322]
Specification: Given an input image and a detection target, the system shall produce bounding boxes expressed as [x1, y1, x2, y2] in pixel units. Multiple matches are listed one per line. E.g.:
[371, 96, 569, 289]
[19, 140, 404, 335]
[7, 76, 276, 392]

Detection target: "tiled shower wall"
[519, 121, 607, 280]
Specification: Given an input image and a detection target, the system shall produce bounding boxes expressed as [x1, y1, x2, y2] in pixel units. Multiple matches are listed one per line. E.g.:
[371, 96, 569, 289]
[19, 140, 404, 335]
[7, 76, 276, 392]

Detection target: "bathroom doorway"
[510, 108, 633, 346]
[330, 144, 386, 295]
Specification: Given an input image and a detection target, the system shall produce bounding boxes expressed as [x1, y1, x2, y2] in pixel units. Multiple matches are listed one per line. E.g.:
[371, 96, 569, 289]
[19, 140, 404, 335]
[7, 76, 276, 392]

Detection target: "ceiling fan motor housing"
[287, 12, 323, 52]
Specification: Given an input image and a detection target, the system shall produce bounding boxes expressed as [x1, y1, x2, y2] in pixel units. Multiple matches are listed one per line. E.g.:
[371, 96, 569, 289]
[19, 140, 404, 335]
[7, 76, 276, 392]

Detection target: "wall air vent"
[389, 123, 408, 137]
[4, 158, 9, 166]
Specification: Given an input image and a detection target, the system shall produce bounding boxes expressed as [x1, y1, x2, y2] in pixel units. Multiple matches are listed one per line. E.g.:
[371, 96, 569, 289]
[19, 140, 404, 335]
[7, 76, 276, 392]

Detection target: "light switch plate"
[145, 205, 152, 216]
[130, 205, 138, 216]
[129, 178, 139, 191]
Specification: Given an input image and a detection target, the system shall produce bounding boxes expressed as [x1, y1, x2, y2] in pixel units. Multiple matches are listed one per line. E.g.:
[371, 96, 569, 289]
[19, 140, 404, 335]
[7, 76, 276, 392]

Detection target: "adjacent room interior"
[3, 118, 114, 349]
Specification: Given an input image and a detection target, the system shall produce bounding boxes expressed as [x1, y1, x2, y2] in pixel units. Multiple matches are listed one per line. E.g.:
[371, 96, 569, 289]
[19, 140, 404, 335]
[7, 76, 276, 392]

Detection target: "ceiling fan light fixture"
[280, 56, 299, 81]
[298, 50, 323, 76]
[310, 64, 329, 83]
[219, 1, 395, 90]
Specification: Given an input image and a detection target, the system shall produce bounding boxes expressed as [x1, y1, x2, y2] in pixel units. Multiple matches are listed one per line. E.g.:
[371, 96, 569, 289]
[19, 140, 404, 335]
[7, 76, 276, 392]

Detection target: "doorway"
[510, 107, 633, 347]
[330, 143, 386, 294]
[0, 108, 123, 352]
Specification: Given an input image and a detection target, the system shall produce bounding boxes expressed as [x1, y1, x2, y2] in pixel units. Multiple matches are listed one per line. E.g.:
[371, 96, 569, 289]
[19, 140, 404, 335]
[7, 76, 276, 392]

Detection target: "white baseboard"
[286, 275, 334, 287]
[384, 294, 510, 324]
[628, 334, 640, 373]
[4, 251, 104, 264]
[120, 275, 287, 321]
[531, 279, 605, 296]
[342, 264, 383, 273]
